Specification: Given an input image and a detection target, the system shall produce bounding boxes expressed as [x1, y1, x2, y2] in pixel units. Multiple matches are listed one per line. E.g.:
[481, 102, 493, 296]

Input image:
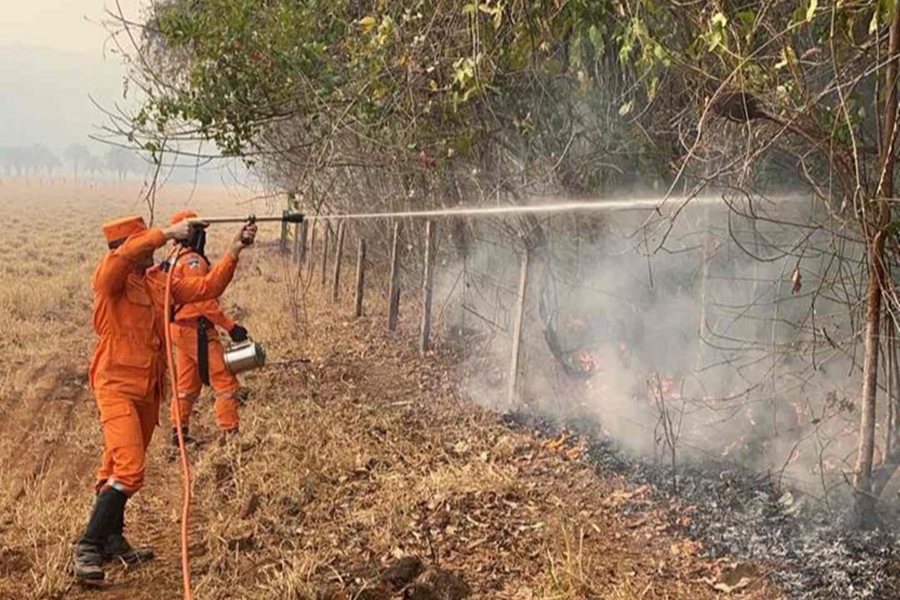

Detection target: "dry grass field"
[0, 181, 780, 600]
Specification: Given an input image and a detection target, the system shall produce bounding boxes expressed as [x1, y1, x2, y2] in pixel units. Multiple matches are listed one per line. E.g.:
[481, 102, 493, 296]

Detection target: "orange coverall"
[168, 249, 242, 433]
[90, 226, 238, 495]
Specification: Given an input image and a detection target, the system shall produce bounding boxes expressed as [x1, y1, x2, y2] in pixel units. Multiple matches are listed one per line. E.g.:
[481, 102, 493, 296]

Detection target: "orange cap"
[170, 209, 199, 225]
[102, 216, 147, 246]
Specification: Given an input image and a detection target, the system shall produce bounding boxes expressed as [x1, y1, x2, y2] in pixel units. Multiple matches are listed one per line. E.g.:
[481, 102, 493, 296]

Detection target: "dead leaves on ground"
[196, 274, 779, 600]
[539, 431, 587, 461]
[704, 561, 767, 594]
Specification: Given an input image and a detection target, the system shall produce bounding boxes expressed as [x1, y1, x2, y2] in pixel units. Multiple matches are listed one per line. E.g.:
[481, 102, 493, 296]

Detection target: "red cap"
[170, 209, 199, 225]
[102, 216, 147, 247]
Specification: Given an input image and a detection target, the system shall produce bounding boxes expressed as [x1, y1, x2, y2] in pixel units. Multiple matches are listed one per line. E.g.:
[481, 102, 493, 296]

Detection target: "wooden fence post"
[355, 237, 366, 318]
[298, 220, 309, 266]
[281, 193, 295, 254]
[331, 222, 346, 301]
[292, 221, 301, 264]
[420, 220, 436, 353]
[388, 222, 402, 332]
[308, 221, 317, 270]
[320, 221, 330, 287]
[508, 248, 529, 407]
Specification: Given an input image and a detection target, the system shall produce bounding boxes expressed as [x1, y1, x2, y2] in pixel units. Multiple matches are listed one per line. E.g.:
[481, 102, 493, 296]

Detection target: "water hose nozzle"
[187, 212, 304, 226]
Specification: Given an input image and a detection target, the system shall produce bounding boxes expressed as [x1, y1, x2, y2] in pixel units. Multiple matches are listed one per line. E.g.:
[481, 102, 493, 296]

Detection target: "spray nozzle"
[186, 212, 303, 226]
[282, 211, 304, 224]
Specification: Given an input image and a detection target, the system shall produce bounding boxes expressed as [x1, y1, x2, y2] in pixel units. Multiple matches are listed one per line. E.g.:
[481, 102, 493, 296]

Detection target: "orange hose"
[164, 246, 193, 600]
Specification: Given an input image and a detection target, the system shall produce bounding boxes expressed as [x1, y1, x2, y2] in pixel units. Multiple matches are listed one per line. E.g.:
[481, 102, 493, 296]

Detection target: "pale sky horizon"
[0, 0, 250, 185]
[1, 0, 144, 57]
[0, 0, 148, 152]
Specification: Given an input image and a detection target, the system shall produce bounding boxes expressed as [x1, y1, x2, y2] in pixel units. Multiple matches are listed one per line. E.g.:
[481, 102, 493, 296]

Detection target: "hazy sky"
[0, 0, 147, 152]
[0, 0, 143, 56]
[0, 0, 247, 184]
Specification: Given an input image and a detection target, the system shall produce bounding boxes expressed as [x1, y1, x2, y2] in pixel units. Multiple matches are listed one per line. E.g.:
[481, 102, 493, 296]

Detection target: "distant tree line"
[0, 143, 145, 181]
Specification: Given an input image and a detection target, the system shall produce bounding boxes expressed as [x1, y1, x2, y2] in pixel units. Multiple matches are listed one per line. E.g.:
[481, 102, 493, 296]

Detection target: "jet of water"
[305, 195, 735, 221]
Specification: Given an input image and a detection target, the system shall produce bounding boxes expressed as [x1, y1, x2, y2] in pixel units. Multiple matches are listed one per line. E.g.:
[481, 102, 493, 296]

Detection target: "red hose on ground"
[164, 246, 193, 600]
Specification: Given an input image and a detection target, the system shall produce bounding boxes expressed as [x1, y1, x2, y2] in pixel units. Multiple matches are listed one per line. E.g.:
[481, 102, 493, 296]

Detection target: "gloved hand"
[229, 324, 249, 343]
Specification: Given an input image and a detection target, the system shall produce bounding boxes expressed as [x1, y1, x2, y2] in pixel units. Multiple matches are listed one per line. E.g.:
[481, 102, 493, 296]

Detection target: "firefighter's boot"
[103, 533, 154, 565]
[73, 542, 105, 581]
[72, 488, 127, 581]
[170, 426, 196, 447]
[103, 496, 154, 565]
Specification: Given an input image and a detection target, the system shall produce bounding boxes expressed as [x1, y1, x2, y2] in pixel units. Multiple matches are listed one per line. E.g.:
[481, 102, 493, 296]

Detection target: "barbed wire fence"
[269, 189, 894, 505]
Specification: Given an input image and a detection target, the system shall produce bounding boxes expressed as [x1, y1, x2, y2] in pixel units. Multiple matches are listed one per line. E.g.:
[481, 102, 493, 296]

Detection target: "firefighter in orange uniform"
[73, 214, 257, 581]
[167, 209, 247, 444]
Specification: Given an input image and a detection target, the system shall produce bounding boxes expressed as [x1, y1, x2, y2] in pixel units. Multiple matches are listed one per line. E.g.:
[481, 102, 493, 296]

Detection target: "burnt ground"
[502, 411, 900, 600]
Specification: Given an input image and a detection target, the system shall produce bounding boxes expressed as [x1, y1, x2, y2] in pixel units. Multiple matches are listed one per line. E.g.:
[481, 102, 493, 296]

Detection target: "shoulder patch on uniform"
[187, 257, 201, 270]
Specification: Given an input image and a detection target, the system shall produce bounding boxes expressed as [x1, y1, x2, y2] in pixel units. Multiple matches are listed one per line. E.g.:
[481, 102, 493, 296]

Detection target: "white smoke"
[437, 193, 865, 496]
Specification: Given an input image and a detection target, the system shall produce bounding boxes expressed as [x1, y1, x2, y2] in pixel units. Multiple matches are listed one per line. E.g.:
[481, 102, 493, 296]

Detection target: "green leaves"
[124, 0, 684, 169]
[358, 16, 377, 32]
[867, 0, 900, 34]
[462, 1, 504, 28]
[806, 0, 818, 23]
[883, 217, 900, 238]
[706, 12, 729, 51]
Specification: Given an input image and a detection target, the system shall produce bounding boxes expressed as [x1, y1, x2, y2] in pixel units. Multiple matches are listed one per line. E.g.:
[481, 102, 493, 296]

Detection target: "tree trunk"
[852, 8, 900, 528]
[873, 315, 900, 497]
[855, 234, 889, 526]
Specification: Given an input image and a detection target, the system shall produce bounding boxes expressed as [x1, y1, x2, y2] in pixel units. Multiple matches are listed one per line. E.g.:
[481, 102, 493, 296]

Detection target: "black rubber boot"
[73, 488, 127, 581]
[102, 495, 154, 565]
[72, 542, 105, 581]
[170, 426, 196, 447]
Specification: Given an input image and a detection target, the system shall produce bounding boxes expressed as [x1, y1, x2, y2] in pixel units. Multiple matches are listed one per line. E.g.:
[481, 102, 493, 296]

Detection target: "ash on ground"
[502, 411, 900, 600]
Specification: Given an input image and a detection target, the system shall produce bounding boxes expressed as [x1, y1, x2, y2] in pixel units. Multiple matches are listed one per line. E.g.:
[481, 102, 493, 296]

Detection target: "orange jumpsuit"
[168, 249, 242, 433]
[90, 227, 238, 495]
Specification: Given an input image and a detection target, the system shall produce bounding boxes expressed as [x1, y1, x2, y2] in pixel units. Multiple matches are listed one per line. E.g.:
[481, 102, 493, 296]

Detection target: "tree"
[7, 144, 60, 178]
[119, 0, 658, 198]
[562, 0, 900, 527]
[64, 143, 92, 181]
[104, 146, 143, 182]
[0, 148, 15, 176]
[854, 6, 900, 524]
[38, 146, 62, 177]
[85, 154, 105, 180]
[6, 147, 29, 177]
